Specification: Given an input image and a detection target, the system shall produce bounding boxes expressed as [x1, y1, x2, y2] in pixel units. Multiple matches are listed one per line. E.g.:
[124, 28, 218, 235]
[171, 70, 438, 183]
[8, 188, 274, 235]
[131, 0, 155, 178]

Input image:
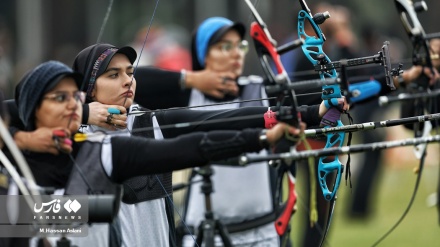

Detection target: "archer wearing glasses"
[216, 40, 249, 55]
[181, 17, 284, 247]
[43, 91, 86, 104]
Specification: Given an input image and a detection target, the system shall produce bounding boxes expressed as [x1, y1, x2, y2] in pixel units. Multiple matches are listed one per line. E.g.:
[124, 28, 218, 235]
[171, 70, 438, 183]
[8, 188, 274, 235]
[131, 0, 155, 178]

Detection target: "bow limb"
[394, 0, 438, 138]
[395, 0, 434, 71]
[0, 117, 48, 226]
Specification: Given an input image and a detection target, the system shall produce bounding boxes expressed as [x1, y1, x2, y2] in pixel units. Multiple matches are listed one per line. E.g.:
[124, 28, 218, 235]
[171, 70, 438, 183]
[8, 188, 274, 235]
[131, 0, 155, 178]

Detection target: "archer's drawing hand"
[88, 102, 127, 130]
[400, 65, 440, 87]
[266, 122, 305, 145]
[186, 69, 239, 98]
[15, 127, 71, 155]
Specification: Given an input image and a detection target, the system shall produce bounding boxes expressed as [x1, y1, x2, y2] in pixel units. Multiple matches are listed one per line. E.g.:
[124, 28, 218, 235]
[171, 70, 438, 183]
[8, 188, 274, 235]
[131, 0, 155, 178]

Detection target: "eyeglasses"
[43, 91, 86, 104]
[218, 40, 249, 55]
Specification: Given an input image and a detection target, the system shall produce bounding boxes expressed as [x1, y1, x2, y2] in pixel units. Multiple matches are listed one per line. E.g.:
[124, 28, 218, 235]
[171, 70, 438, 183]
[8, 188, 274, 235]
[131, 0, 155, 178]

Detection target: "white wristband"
[179, 69, 186, 90]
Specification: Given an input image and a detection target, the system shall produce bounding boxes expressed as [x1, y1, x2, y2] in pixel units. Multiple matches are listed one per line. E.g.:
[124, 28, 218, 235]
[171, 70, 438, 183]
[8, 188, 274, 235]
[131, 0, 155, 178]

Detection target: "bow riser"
[298, 7, 345, 202]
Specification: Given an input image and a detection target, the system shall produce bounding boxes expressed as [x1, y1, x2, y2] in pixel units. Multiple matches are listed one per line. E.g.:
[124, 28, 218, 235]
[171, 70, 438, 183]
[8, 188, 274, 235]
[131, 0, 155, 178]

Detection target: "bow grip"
[320, 107, 342, 128]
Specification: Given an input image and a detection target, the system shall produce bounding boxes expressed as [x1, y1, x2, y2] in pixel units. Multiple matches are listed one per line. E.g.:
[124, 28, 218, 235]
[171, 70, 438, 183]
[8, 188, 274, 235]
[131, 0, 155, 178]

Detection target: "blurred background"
[0, 0, 438, 246]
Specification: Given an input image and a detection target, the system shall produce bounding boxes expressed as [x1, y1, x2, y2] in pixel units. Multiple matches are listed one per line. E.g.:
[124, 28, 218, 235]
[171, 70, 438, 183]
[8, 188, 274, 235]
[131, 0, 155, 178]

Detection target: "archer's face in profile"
[205, 30, 248, 78]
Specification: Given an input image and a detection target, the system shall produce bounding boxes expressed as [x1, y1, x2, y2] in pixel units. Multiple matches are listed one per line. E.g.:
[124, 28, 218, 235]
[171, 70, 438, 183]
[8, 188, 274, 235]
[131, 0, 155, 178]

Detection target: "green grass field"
[291, 146, 440, 247]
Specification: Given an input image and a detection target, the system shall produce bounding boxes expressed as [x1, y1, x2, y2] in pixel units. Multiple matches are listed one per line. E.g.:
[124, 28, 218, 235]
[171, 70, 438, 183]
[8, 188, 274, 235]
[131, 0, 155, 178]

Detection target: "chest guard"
[64, 142, 123, 223]
[121, 110, 173, 204]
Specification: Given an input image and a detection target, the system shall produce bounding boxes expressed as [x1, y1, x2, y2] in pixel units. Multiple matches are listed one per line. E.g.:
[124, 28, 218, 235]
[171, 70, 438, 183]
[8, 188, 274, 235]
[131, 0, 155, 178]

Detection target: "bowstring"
[96, 0, 114, 44]
[371, 1, 438, 245]
[67, 0, 114, 186]
[123, 0, 159, 108]
[116, 0, 200, 245]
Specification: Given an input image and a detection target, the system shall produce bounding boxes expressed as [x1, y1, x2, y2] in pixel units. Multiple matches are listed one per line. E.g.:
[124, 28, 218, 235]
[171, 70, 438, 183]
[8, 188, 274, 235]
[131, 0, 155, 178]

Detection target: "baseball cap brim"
[208, 22, 246, 46]
[97, 46, 137, 76]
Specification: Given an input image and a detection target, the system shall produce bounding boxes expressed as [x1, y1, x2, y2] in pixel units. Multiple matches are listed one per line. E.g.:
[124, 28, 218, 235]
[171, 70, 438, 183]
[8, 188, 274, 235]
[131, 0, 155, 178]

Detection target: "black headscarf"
[17, 61, 82, 130]
[72, 43, 137, 102]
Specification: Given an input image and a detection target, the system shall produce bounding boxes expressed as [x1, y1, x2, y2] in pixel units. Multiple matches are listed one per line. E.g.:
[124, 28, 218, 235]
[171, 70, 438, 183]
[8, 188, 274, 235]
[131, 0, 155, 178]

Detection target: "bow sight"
[313, 41, 400, 91]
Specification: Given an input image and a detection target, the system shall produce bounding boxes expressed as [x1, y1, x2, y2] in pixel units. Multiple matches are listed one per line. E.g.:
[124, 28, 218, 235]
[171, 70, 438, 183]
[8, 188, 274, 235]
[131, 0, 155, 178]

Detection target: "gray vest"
[121, 110, 173, 204]
[65, 141, 122, 197]
[64, 142, 122, 247]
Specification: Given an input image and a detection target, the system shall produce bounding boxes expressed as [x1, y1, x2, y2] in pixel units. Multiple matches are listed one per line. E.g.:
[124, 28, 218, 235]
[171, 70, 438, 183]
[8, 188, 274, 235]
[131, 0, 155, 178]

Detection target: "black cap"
[72, 44, 137, 100]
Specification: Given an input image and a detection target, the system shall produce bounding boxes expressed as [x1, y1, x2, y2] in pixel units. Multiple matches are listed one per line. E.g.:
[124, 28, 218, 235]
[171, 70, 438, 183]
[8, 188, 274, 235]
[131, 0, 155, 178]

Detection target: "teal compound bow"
[297, 0, 399, 202]
[296, 0, 400, 245]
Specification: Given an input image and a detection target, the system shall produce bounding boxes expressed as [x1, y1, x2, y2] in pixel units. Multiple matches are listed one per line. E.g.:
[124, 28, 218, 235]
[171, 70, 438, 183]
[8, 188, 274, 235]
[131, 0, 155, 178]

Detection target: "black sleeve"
[134, 66, 191, 110]
[110, 129, 263, 183]
[156, 105, 321, 138]
[156, 107, 266, 138]
[82, 103, 89, 125]
[3, 99, 24, 131]
[299, 104, 321, 128]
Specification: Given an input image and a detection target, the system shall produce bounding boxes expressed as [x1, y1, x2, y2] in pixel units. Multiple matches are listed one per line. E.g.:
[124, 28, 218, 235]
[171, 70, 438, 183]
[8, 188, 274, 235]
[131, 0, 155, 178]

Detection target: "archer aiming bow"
[393, 0, 440, 138]
[370, 1, 440, 245]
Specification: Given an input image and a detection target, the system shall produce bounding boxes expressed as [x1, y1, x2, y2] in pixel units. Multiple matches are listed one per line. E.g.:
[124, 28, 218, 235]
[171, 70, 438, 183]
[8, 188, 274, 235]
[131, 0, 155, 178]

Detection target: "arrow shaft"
[240, 135, 440, 164]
